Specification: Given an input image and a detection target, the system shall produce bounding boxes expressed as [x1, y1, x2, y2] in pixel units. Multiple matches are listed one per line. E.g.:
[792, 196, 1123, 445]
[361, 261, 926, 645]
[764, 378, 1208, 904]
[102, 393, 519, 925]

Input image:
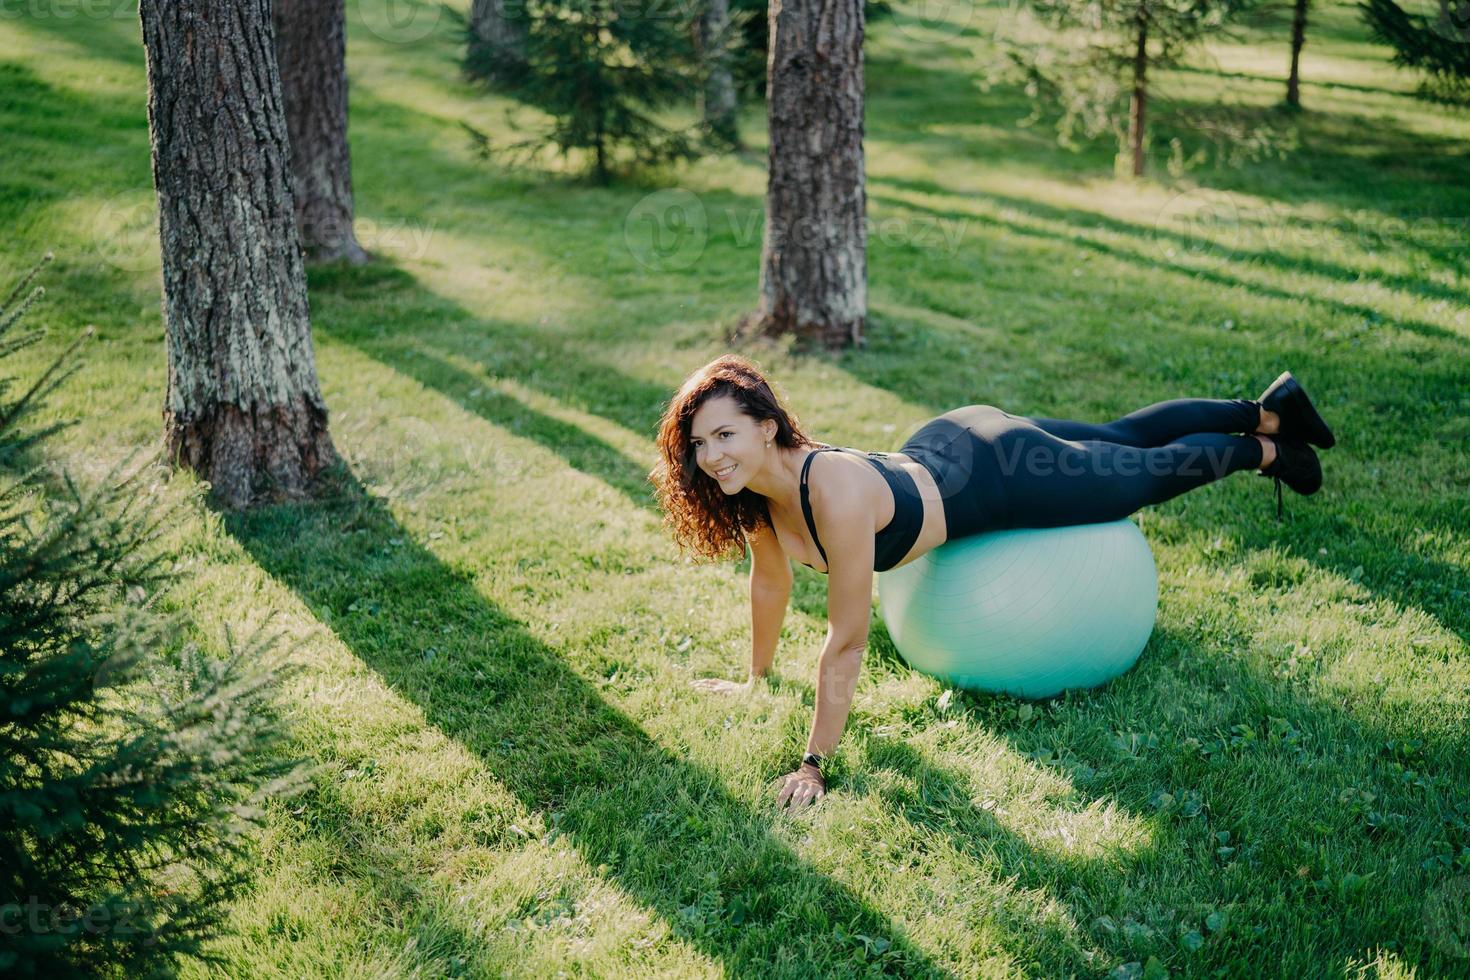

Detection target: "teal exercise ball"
[876, 519, 1158, 700]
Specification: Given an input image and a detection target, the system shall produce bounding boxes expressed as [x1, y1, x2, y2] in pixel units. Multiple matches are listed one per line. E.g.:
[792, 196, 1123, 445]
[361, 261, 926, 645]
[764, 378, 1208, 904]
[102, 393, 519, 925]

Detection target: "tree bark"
[140, 0, 338, 509]
[697, 0, 740, 148]
[1128, 7, 1148, 178]
[1287, 0, 1309, 107]
[468, 0, 528, 79]
[751, 0, 866, 349]
[274, 0, 368, 264]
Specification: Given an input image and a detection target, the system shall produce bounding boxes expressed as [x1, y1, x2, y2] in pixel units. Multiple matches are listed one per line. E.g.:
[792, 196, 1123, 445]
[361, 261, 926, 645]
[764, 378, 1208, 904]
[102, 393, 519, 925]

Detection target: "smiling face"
[689, 395, 773, 492]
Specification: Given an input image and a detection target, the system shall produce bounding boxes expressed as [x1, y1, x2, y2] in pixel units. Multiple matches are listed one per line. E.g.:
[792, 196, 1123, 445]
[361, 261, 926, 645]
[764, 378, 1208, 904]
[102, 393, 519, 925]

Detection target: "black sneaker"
[1257, 434, 1322, 522]
[1257, 371, 1336, 449]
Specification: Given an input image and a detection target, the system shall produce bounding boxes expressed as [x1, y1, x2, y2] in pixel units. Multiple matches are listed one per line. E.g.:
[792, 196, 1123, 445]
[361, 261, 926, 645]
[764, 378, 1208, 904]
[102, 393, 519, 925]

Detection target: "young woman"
[649, 355, 1335, 811]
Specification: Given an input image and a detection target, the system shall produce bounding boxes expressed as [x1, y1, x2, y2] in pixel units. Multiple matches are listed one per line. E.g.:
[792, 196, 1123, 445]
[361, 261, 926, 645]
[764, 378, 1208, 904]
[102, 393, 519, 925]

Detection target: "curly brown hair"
[649, 354, 820, 564]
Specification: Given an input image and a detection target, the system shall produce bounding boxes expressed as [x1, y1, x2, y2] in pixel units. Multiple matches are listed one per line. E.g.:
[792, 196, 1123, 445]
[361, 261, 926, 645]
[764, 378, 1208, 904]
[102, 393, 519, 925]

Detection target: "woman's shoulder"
[801, 444, 847, 484]
[804, 446, 875, 510]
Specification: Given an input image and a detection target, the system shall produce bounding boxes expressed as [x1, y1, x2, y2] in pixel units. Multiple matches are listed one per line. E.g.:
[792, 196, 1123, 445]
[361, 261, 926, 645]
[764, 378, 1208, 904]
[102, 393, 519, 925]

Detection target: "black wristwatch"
[801, 752, 824, 772]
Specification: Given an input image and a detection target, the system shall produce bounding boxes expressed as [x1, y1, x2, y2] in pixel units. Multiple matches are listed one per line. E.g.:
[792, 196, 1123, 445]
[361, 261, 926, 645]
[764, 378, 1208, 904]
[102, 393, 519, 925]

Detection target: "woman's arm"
[776, 485, 874, 810]
[694, 524, 791, 694]
[747, 522, 793, 679]
[750, 579, 790, 678]
[803, 489, 874, 758]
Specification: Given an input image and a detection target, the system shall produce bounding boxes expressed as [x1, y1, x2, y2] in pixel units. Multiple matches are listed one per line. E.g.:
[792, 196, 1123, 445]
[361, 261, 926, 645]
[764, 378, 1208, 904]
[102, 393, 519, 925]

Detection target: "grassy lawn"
[2, 0, 1469, 975]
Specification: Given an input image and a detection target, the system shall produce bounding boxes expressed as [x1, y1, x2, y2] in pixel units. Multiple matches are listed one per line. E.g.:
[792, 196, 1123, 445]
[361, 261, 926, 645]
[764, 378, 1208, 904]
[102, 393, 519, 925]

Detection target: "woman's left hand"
[775, 763, 826, 811]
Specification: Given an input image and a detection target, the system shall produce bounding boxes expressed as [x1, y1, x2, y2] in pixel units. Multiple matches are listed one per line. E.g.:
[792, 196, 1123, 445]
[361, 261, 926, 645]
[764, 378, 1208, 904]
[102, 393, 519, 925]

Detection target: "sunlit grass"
[2, 0, 1468, 974]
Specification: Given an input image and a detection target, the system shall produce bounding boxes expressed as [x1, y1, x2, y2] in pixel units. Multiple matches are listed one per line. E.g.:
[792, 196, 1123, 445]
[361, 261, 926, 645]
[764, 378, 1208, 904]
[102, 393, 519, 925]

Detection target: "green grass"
[2, 0, 1469, 975]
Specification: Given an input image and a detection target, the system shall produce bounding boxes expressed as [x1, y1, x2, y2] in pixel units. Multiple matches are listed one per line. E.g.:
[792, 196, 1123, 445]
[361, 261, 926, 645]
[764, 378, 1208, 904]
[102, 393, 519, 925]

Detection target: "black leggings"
[901, 398, 1266, 539]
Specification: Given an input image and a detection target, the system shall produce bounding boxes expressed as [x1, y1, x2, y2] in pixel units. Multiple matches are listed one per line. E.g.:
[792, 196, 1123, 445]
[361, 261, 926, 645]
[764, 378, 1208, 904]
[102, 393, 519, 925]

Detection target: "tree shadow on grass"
[226, 470, 965, 978]
[848, 611, 1470, 974]
[300, 257, 1469, 971]
[246, 776, 509, 975]
[1169, 62, 1417, 101]
[304, 261, 676, 518]
[2, 5, 147, 70]
[871, 175, 1470, 341]
[864, 48, 1470, 224]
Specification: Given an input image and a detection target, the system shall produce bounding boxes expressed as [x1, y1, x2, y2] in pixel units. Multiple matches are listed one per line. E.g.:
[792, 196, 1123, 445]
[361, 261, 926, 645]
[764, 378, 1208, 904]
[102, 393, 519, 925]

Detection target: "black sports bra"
[798, 446, 924, 573]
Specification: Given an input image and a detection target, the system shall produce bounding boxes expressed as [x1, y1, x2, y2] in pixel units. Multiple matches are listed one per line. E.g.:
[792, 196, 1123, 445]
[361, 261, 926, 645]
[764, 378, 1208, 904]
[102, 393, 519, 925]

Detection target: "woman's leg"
[1019, 397, 1263, 448]
[986, 421, 1266, 530]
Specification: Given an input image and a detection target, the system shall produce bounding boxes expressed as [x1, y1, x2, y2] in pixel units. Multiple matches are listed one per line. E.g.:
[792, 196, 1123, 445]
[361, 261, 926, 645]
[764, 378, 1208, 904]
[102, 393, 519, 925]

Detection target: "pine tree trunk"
[1128, 9, 1148, 178]
[1287, 0, 1308, 108]
[140, 0, 338, 509]
[468, 0, 528, 77]
[697, 0, 740, 147]
[752, 0, 866, 348]
[274, 0, 368, 264]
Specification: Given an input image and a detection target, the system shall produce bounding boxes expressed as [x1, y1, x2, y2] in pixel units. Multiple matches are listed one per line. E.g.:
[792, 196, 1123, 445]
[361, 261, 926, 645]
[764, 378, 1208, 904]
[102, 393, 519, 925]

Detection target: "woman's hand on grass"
[775, 763, 825, 811]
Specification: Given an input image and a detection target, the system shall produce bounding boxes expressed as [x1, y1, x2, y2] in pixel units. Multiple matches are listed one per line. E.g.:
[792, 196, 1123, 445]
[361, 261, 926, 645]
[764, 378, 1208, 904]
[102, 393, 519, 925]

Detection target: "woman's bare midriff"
[767, 448, 948, 574]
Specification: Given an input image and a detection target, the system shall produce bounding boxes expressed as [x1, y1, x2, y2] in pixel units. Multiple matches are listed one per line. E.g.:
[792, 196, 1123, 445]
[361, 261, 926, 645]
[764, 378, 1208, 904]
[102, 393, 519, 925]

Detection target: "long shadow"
[2, 5, 147, 69]
[303, 261, 688, 518]
[228, 469, 1032, 977]
[868, 179, 1468, 347]
[854, 617, 1470, 974]
[781, 568, 1470, 972]
[864, 46, 1470, 226]
[1175, 102, 1470, 218]
[252, 776, 507, 974]
[1170, 62, 1417, 100]
[0, 62, 153, 212]
[863, 175, 1470, 403]
[311, 283, 669, 518]
[874, 171, 1470, 320]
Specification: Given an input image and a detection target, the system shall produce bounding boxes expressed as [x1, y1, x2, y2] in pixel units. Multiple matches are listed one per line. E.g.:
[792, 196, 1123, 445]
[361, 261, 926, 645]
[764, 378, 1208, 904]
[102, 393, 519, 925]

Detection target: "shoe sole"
[1262, 371, 1336, 449]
